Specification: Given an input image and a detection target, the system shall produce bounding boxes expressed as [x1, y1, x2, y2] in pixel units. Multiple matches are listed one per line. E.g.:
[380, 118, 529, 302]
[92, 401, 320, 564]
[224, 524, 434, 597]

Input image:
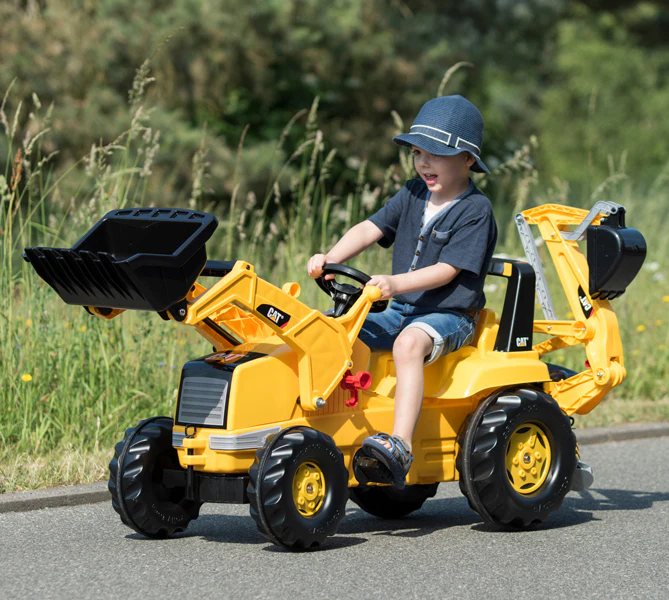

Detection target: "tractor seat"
[469, 308, 499, 353]
[363, 307, 501, 398]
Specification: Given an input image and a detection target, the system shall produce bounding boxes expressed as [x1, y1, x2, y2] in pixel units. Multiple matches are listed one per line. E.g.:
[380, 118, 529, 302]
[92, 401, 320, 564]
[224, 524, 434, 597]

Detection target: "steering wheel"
[316, 264, 388, 317]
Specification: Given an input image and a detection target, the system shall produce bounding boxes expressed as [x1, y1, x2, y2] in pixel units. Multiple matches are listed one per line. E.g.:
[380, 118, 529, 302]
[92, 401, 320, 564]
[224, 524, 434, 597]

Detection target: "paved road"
[2, 437, 669, 600]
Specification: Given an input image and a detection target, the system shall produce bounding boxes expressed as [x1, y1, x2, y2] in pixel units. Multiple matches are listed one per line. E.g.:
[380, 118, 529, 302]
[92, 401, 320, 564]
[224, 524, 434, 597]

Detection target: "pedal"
[353, 448, 394, 485]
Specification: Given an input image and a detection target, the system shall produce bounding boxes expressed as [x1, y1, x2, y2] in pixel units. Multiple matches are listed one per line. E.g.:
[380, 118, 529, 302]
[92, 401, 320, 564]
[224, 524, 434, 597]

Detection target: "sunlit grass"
[0, 445, 111, 494]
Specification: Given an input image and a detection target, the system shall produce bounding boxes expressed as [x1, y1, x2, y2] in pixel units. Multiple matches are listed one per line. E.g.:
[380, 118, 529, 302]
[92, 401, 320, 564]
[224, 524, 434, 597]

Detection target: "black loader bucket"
[24, 208, 218, 311]
[587, 208, 646, 300]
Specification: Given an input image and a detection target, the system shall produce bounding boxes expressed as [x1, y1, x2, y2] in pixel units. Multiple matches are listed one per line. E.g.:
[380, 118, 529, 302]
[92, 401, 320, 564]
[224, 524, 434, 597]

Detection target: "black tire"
[349, 483, 439, 519]
[456, 388, 576, 528]
[108, 416, 202, 539]
[248, 427, 349, 550]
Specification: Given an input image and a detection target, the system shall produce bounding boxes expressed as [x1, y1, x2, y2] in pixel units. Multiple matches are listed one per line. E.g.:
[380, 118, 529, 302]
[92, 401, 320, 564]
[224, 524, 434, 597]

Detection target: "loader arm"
[520, 204, 645, 414]
[183, 261, 380, 411]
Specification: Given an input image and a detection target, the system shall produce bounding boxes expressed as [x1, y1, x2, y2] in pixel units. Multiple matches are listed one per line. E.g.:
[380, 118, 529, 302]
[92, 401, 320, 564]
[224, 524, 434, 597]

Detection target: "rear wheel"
[248, 427, 349, 550]
[456, 388, 576, 528]
[108, 416, 201, 538]
[349, 483, 439, 519]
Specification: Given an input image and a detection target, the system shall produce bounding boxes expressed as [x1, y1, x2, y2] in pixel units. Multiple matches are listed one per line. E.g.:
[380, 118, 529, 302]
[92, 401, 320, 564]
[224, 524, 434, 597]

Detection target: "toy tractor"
[24, 201, 646, 549]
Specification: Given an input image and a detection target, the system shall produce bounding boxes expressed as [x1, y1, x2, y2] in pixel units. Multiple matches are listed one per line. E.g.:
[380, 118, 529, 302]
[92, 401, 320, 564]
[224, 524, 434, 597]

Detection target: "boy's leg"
[392, 329, 433, 450]
[383, 328, 433, 452]
[390, 312, 477, 451]
[361, 311, 476, 483]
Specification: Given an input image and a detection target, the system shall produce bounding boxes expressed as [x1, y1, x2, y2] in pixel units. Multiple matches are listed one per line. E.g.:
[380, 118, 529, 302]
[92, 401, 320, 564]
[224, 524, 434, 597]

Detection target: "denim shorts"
[358, 300, 478, 365]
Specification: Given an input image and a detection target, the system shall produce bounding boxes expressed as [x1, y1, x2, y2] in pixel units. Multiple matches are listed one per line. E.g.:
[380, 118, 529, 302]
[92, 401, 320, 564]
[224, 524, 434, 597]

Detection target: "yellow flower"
[636, 325, 646, 332]
[109, 336, 115, 343]
[663, 296, 669, 303]
[25, 318, 33, 327]
[632, 349, 640, 355]
[21, 373, 33, 382]
[80, 325, 87, 333]
[64, 321, 71, 328]
[17, 315, 22, 321]
[659, 345, 667, 351]
[178, 339, 186, 346]
[656, 320, 663, 326]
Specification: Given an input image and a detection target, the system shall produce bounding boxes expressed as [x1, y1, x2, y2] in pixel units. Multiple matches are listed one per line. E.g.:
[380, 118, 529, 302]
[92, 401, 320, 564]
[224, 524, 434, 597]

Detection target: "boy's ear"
[464, 152, 476, 168]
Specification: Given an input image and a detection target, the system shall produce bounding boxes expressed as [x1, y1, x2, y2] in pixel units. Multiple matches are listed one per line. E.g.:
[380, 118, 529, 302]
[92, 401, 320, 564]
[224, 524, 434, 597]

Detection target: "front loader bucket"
[24, 208, 218, 311]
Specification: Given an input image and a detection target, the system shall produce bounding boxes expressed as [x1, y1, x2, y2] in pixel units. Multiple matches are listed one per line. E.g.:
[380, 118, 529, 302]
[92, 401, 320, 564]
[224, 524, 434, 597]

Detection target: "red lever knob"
[343, 371, 371, 390]
[340, 370, 372, 408]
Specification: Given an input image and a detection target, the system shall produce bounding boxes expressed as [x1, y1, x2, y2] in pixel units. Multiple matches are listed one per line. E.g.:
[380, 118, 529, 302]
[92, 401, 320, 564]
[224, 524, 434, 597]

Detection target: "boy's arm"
[307, 221, 384, 278]
[366, 263, 461, 300]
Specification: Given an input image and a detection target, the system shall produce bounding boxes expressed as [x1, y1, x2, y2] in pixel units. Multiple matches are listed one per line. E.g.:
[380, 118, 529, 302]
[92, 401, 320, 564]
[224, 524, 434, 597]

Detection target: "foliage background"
[5, 0, 669, 205]
[2, 0, 669, 490]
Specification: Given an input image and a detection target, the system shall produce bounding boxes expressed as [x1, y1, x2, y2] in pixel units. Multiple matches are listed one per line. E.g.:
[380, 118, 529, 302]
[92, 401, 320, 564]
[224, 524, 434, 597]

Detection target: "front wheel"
[108, 416, 201, 538]
[248, 427, 349, 550]
[456, 388, 576, 528]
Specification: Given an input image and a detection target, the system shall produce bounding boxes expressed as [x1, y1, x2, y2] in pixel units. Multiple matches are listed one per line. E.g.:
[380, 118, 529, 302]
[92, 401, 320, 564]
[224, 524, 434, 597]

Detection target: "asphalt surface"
[2, 437, 669, 600]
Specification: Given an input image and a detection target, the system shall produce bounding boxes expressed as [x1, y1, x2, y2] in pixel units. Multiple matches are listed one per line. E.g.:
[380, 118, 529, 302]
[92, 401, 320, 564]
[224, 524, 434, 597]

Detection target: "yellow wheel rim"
[292, 461, 326, 518]
[505, 422, 552, 494]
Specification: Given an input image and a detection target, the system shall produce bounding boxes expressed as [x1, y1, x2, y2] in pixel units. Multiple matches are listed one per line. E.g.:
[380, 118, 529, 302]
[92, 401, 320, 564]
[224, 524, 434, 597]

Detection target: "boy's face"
[411, 145, 475, 194]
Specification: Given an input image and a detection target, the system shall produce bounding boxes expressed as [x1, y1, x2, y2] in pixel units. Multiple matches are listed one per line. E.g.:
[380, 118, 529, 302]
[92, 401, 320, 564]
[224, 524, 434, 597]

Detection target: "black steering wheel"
[316, 264, 388, 317]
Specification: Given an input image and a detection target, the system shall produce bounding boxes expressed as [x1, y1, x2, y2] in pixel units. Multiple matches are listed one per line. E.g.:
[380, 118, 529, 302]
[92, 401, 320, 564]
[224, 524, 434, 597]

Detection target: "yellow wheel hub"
[292, 461, 326, 518]
[505, 422, 552, 494]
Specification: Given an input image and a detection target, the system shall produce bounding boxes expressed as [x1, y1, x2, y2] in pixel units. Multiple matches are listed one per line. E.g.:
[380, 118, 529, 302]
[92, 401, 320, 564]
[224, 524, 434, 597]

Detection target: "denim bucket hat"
[393, 95, 490, 174]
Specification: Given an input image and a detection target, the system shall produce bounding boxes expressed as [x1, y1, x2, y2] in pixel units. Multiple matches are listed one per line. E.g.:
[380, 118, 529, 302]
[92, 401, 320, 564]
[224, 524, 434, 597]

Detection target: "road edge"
[2, 421, 668, 514]
[0, 481, 109, 514]
[574, 421, 669, 446]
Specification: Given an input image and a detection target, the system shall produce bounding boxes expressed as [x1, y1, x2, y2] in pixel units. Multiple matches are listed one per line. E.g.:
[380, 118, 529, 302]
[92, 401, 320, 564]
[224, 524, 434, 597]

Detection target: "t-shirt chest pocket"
[430, 228, 453, 244]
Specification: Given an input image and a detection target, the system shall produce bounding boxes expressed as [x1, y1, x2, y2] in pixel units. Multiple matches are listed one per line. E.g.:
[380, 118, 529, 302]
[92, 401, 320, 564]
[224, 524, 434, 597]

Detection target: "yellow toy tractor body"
[25, 201, 646, 549]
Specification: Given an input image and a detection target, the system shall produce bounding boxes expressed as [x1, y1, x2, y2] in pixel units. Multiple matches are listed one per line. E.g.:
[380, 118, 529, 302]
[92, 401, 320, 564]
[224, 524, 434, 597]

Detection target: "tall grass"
[1, 69, 668, 491]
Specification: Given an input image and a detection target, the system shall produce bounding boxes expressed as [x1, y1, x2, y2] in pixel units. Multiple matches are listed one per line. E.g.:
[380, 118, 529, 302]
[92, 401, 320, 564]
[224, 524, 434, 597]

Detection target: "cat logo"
[266, 307, 284, 324]
[578, 285, 593, 318]
[580, 295, 592, 312]
[219, 352, 246, 362]
[257, 303, 291, 328]
[516, 337, 529, 348]
[206, 351, 247, 364]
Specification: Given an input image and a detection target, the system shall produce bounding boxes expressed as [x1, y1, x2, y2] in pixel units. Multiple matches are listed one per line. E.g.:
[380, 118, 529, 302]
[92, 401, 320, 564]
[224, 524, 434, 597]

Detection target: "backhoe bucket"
[587, 210, 646, 300]
[24, 208, 218, 311]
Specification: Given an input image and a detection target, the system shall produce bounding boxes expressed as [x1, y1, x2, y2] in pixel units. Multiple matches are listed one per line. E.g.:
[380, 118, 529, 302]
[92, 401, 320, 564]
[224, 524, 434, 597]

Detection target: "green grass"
[1, 75, 668, 492]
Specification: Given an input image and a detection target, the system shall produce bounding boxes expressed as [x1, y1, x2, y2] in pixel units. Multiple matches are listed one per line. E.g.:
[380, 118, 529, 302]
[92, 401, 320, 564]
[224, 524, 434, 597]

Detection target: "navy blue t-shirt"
[366, 178, 497, 311]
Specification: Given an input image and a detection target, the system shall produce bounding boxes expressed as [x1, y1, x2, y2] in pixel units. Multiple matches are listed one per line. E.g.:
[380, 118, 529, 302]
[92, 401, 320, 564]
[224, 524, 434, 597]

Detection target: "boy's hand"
[366, 274, 396, 300]
[307, 254, 335, 280]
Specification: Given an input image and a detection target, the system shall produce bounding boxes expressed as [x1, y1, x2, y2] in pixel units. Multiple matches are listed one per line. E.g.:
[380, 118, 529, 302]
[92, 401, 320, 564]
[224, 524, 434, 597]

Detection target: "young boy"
[307, 95, 497, 486]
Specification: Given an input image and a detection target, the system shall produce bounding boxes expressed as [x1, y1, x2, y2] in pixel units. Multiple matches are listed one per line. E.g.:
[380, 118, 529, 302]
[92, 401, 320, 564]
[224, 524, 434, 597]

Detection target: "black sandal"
[361, 433, 414, 487]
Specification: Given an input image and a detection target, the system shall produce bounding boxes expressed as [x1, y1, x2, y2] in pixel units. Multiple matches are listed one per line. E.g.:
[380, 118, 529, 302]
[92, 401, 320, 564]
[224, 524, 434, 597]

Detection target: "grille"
[177, 376, 229, 427]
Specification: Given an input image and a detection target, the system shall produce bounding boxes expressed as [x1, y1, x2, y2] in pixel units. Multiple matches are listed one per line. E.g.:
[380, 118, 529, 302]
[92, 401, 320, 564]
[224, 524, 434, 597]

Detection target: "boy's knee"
[393, 329, 432, 360]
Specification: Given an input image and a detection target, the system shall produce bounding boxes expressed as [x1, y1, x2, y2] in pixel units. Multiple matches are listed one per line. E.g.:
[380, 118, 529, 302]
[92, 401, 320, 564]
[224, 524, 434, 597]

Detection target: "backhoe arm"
[521, 204, 644, 414]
